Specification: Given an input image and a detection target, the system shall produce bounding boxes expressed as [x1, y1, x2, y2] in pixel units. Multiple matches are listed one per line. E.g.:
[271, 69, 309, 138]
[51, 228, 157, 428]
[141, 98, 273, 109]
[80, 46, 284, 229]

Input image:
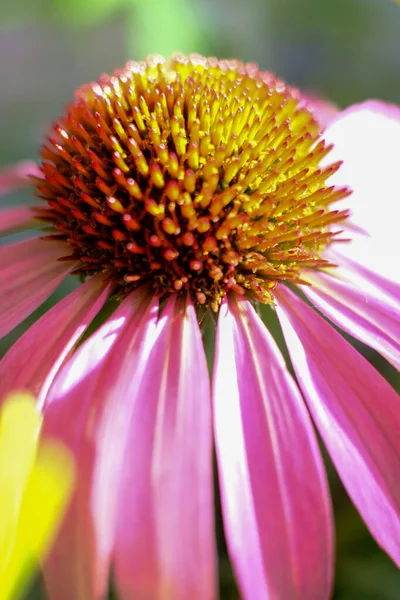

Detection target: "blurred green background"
[1, 0, 399, 598]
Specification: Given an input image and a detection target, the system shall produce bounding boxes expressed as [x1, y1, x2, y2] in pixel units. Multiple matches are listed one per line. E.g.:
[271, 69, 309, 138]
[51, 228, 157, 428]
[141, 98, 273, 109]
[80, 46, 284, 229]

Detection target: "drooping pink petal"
[213, 295, 333, 600]
[0, 274, 111, 401]
[323, 102, 400, 283]
[0, 160, 40, 196]
[0, 238, 75, 339]
[0, 206, 37, 234]
[302, 268, 400, 370]
[276, 285, 400, 566]
[42, 287, 157, 600]
[114, 293, 215, 600]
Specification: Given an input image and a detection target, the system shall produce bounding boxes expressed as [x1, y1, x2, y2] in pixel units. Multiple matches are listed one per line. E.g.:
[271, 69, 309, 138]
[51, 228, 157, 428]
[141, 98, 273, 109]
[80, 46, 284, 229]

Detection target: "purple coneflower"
[0, 54, 399, 600]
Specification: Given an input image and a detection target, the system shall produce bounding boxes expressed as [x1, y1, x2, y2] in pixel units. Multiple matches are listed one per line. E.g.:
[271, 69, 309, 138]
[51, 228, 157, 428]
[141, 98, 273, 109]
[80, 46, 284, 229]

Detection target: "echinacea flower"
[0, 392, 74, 600]
[0, 54, 399, 600]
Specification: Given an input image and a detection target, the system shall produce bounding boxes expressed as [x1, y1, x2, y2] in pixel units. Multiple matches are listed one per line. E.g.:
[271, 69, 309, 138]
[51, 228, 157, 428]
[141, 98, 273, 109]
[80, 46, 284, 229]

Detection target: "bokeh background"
[1, 0, 399, 598]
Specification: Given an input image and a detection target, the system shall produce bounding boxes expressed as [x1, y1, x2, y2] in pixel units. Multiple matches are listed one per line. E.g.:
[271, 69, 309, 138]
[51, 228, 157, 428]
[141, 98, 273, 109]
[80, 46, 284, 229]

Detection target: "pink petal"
[302, 268, 400, 370]
[42, 287, 157, 600]
[326, 248, 400, 358]
[323, 102, 400, 282]
[276, 285, 400, 566]
[213, 295, 333, 600]
[0, 275, 111, 401]
[0, 238, 75, 338]
[329, 250, 400, 307]
[0, 206, 36, 234]
[0, 160, 40, 196]
[114, 293, 215, 600]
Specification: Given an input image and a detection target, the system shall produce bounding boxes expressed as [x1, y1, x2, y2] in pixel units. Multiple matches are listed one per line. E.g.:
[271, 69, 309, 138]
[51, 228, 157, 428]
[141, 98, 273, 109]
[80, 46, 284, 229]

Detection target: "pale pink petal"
[0, 206, 37, 234]
[213, 295, 333, 600]
[302, 268, 400, 370]
[276, 285, 400, 566]
[42, 287, 157, 600]
[0, 238, 75, 338]
[302, 93, 339, 128]
[332, 100, 400, 124]
[323, 103, 400, 282]
[0, 274, 111, 401]
[114, 293, 215, 600]
[0, 160, 40, 196]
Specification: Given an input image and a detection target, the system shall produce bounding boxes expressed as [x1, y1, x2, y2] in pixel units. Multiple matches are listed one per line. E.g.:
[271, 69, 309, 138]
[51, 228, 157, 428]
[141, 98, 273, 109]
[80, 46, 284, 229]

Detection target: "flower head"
[35, 54, 349, 307]
[0, 55, 399, 600]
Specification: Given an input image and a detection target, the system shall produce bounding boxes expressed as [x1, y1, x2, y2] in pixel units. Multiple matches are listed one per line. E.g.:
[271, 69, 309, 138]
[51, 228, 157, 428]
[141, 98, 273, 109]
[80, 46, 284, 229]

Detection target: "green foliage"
[46, 0, 125, 27]
[127, 0, 207, 58]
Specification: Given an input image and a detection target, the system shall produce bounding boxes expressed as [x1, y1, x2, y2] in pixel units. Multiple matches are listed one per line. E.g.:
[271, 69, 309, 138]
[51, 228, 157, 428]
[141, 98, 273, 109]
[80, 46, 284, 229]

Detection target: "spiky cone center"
[35, 54, 350, 309]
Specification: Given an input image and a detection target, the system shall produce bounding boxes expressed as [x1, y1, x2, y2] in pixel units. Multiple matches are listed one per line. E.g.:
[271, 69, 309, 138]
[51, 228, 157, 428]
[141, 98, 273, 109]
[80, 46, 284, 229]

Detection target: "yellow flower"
[0, 392, 74, 600]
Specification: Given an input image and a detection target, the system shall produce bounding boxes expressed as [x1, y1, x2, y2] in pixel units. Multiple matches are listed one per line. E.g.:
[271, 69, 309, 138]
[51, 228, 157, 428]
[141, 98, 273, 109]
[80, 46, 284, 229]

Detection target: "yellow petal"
[0, 393, 75, 600]
[0, 392, 42, 564]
